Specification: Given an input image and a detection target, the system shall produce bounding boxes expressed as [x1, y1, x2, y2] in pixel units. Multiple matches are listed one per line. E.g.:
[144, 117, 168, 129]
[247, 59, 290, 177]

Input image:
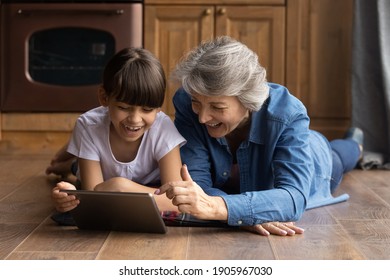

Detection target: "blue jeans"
[330, 139, 361, 192]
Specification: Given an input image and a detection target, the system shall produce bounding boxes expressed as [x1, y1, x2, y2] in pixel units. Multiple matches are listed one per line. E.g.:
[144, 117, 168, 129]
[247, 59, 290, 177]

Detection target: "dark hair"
[102, 47, 166, 108]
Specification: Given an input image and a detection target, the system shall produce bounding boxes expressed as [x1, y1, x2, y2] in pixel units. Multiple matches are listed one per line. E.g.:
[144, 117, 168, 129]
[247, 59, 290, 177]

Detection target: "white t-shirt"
[67, 106, 186, 186]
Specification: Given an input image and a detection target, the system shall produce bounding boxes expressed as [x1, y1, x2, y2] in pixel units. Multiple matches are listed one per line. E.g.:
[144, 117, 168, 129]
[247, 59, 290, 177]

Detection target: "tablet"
[60, 190, 167, 234]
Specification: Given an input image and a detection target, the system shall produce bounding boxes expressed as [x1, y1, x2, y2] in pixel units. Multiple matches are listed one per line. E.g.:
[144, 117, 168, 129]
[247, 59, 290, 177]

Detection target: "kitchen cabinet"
[144, 0, 285, 118]
[286, 0, 354, 139]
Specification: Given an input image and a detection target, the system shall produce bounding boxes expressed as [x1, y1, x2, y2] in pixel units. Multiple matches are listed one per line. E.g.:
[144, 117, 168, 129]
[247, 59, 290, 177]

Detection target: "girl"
[51, 47, 186, 213]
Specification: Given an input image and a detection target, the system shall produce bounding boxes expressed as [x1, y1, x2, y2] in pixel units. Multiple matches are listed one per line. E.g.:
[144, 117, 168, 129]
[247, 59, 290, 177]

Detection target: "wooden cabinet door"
[286, 0, 353, 139]
[144, 6, 214, 118]
[215, 6, 286, 85]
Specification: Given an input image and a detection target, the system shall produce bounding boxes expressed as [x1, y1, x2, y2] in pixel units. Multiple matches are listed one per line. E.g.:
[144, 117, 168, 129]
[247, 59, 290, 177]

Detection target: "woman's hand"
[156, 165, 228, 221]
[52, 181, 79, 212]
[156, 165, 305, 237]
[241, 222, 305, 236]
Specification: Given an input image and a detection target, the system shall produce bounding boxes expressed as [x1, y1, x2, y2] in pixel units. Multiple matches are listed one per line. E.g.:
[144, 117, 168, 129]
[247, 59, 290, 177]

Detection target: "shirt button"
[237, 220, 243, 225]
[222, 171, 228, 176]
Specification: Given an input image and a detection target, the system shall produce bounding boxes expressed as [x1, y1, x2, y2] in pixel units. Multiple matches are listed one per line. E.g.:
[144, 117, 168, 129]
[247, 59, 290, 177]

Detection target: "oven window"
[28, 27, 115, 86]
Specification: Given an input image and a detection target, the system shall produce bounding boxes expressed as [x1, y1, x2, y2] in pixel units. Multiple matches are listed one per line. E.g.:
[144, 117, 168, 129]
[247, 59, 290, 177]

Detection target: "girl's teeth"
[125, 125, 141, 131]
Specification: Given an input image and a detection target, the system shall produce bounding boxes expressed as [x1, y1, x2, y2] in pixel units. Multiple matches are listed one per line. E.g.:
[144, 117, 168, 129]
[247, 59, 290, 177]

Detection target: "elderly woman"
[156, 36, 363, 236]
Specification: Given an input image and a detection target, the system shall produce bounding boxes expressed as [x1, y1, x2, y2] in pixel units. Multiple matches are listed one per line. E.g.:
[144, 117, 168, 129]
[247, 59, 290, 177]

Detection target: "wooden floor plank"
[97, 227, 190, 260]
[0, 156, 50, 200]
[186, 227, 275, 260]
[8, 217, 109, 260]
[7, 251, 98, 260]
[340, 219, 390, 260]
[351, 170, 390, 207]
[0, 223, 39, 259]
[298, 205, 338, 226]
[269, 224, 365, 260]
[0, 175, 54, 224]
[329, 172, 390, 220]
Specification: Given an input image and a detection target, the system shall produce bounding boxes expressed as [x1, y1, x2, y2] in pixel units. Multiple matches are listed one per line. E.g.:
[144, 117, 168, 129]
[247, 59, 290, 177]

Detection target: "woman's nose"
[198, 107, 211, 124]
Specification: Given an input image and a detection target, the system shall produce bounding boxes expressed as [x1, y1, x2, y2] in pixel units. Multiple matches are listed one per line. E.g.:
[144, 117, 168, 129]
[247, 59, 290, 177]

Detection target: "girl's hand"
[241, 222, 305, 236]
[52, 181, 79, 212]
[156, 165, 228, 221]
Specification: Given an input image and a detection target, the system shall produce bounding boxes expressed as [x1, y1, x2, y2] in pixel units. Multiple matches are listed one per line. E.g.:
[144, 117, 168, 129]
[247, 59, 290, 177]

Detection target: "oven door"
[0, 3, 143, 112]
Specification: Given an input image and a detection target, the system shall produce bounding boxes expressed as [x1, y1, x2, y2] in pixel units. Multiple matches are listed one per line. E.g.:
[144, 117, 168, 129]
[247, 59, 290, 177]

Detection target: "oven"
[0, 0, 143, 112]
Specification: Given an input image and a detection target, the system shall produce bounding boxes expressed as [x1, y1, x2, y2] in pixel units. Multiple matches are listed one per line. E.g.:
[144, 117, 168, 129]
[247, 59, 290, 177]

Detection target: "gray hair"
[171, 36, 269, 111]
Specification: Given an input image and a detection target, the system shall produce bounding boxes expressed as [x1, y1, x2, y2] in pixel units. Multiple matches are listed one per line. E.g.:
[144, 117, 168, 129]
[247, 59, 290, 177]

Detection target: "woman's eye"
[191, 103, 200, 112]
[191, 100, 199, 106]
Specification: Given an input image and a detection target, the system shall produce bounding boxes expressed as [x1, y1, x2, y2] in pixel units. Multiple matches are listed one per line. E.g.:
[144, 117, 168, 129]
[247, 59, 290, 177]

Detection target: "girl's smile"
[120, 122, 146, 139]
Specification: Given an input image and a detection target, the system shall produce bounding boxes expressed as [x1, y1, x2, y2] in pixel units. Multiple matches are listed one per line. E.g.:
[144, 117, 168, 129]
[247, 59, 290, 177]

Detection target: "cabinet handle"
[218, 8, 226, 15]
[204, 9, 211, 16]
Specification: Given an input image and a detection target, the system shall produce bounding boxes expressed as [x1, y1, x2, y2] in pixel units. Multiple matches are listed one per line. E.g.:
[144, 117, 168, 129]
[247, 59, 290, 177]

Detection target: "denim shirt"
[173, 83, 349, 226]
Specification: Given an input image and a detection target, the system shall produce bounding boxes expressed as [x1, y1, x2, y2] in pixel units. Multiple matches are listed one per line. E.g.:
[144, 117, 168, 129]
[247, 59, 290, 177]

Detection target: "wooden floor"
[1, 152, 390, 260]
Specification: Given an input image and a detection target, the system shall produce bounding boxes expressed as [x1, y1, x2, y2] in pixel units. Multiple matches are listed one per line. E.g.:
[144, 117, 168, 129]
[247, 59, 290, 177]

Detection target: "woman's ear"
[98, 86, 109, 106]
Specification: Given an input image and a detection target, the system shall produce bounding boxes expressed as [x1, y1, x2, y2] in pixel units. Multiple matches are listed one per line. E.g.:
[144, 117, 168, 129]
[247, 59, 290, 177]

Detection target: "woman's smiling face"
[190, 93, 250, 138]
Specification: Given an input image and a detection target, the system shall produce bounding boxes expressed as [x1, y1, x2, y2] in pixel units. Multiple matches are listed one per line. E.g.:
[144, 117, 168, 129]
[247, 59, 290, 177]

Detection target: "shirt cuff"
[221, 194, 254, 226]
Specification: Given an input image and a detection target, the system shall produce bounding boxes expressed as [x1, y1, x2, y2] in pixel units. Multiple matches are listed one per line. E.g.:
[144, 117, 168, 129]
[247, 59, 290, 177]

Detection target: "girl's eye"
[118, 106, 129, 110]
[142, 107, 154, 112]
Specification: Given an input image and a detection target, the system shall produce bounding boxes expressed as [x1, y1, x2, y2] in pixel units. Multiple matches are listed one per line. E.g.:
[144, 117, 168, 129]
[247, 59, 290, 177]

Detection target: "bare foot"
[45, 144, 75, 177]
